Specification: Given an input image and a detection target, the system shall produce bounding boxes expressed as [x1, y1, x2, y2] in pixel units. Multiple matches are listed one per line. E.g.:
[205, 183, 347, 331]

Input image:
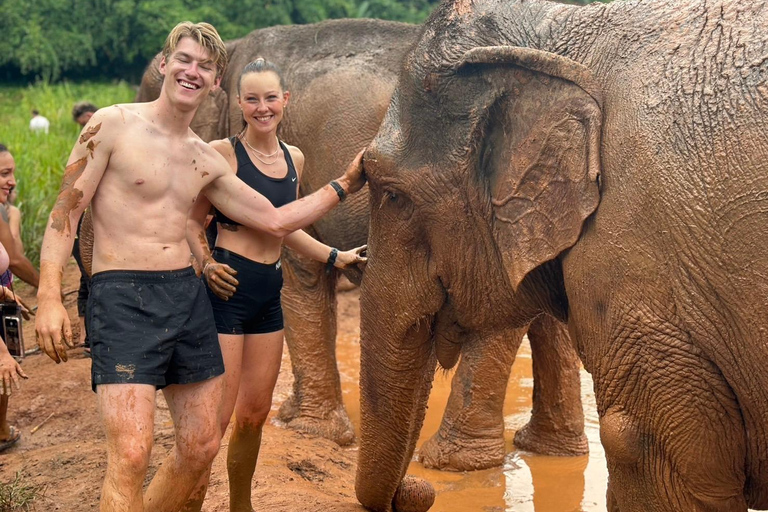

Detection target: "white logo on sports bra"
[276, 259, 282, 270]
[292, 177, 297, 182]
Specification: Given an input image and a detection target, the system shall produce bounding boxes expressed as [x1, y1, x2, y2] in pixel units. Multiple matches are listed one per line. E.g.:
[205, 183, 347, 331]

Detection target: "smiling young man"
[34, 22, 365, 511]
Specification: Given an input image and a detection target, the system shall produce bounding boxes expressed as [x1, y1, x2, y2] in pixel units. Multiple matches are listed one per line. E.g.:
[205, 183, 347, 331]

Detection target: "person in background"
[72, 102, 98, 127]
[29, 110, 50, 134]
[0, 144, 39, 453]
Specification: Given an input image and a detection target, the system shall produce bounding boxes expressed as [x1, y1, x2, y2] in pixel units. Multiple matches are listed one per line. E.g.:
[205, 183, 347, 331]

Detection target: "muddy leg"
[180, 334, 245, 512]
[228, 330, 284, 512]
[143, 377, 223, 512]
[513, 314, 588, 456]
[277, 248, 355, 446]
[98, 383, 156, 512]
[419, 326, 524, 471]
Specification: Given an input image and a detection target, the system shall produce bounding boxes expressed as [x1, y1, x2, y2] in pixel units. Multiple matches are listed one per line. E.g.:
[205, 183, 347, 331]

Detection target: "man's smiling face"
[160, 37, 220, 110]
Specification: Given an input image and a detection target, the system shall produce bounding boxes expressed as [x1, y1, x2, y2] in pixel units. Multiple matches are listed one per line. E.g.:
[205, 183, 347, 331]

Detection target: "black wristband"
[329, 180, 346, 202]
[325, 247, 339, 274]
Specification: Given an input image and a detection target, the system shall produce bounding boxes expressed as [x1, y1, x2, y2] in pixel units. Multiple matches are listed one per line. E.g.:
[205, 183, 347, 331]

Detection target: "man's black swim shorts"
[88, 267, 224, 391]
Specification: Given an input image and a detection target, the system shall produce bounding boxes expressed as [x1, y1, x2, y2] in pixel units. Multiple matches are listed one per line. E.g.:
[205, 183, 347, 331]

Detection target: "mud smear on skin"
[50, 157, 87, 234]
[79, 123, 102, 144]
[227, 421, 264, 510]
[86, 140, 101, 158]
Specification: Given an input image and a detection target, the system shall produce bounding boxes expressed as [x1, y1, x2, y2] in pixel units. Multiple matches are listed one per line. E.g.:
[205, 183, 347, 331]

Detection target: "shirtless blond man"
[34, 22, 364, 512]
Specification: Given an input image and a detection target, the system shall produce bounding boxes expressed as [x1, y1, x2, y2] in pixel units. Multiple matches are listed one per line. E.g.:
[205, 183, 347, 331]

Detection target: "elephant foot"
[276, 394, 301, 423]
[417, 429, 505, 471]
[513, 421, 588, 456]
[277, 399, 356, 446]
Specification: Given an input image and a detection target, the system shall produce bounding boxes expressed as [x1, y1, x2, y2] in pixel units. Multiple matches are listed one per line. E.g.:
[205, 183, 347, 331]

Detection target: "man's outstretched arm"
[205, 150, 366, 238]
[35, 109, 113, 363]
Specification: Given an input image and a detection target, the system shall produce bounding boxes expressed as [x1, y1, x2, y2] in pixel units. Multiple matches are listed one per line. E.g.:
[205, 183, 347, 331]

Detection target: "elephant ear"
[460, 46, 603, 291]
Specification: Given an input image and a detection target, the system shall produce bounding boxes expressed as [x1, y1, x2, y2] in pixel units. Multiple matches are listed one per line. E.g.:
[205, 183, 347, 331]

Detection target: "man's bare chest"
[103, 139, 213, 203]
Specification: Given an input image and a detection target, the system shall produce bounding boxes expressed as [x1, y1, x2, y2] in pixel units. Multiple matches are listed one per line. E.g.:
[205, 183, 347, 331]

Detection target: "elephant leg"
[276, 247, 355, 446]
[513, 314, 588, 456]
[598, 327, 747, 511]
[418, 326, 524, 471]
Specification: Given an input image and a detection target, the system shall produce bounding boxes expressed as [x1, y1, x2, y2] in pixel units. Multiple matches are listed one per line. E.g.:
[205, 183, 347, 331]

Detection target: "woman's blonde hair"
[162, 21, 227, 79]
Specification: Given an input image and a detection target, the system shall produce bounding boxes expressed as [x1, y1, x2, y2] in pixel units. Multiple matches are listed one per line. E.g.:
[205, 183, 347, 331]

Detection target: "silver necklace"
[242, 136, 279, 158]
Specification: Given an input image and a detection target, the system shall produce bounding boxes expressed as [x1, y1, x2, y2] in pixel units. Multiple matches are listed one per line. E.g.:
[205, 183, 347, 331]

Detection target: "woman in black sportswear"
[186, 58, 366, 511]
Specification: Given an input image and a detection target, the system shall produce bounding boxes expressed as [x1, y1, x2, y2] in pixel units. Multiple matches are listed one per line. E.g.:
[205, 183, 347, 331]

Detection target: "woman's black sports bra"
[214, 136, 299, 226]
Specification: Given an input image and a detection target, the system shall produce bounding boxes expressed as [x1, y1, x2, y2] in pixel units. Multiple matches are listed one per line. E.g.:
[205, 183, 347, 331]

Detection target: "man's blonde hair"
[162, 21, 227, 79]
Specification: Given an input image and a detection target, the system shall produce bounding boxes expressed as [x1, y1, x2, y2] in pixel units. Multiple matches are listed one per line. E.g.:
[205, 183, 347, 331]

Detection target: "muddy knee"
[110, 439, 152, 477]
[177, 431, 221, 469]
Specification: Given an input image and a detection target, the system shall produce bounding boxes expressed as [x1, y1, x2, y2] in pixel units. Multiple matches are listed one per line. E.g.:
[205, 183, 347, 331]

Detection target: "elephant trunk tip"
[393, 475, 436, 512]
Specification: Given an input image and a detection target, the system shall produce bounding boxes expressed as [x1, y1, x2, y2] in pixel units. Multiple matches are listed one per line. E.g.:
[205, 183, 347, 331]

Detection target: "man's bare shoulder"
[76, 104, 144, 144]
[192, 138, 233, 182]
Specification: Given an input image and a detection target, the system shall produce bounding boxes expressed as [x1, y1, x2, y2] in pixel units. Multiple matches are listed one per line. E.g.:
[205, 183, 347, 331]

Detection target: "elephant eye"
[383, 189, 407, 208]
[379, 188, 412, 217]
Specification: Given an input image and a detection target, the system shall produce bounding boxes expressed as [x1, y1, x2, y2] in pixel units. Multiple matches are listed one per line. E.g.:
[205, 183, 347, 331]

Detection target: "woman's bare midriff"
[214, 223, 283, 264]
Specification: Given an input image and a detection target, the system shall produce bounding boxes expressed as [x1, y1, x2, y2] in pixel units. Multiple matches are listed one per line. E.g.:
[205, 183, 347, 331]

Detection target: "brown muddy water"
[336, 332, 607, 512]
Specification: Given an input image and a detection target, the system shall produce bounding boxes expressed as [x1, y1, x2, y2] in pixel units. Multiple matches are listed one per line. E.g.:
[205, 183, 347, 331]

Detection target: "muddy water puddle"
[336, 331, 607, 511]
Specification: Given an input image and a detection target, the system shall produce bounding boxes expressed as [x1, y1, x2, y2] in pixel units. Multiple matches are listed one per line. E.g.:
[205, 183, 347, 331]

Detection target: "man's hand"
[336, 149, 367, 196]
[0, 351, 27, 396]
[203, 258, 239, 300]
[35, 300, 74, 363]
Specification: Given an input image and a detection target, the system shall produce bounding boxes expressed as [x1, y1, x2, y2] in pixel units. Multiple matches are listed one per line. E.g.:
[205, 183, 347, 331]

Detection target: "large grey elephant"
[133, 18, 587, 467]
[356, 0, 768, 511]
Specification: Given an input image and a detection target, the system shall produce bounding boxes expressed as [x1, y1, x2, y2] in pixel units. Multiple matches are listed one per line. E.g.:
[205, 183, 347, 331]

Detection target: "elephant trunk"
[355, 317, 437, 511]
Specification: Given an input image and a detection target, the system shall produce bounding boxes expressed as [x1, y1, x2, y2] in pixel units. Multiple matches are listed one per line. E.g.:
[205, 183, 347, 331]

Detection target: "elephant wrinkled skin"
[356, 0, 768, 511]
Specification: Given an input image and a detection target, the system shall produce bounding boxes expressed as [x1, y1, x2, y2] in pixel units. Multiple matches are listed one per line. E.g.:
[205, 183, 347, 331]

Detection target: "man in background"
[29, 110, 50, 134]
[72, 102, 98, 127]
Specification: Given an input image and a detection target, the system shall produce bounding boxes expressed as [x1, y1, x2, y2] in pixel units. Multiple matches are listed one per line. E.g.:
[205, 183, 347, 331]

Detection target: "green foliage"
[0, 0, 446, 82]
[0, 81, 135, 266]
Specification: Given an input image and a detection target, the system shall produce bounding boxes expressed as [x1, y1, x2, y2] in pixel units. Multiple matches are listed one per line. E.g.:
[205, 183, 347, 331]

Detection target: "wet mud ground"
[1, 259, 618, 511]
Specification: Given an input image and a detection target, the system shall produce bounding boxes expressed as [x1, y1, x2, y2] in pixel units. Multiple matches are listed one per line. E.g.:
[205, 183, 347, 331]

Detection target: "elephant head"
[355, 1, 603, 510]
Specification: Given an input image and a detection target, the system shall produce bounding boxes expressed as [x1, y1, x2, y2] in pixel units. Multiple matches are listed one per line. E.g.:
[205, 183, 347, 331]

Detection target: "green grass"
[0, 81, 136, 266]
[0, 471, 45, 511]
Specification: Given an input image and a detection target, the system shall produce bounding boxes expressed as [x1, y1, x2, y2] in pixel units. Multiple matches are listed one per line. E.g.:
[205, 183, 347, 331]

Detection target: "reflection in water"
[337, 325, 607, 511]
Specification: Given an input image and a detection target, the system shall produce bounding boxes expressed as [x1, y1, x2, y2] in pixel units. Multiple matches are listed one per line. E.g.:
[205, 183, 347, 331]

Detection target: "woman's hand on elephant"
[335, 245, 368, 271]
[0, 350, 26, 396]
[338, 149, 367, 195]
[203, 258, 239, 300]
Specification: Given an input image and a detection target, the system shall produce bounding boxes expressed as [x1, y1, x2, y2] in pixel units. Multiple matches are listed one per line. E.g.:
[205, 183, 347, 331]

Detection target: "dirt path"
[0, 260, 365, 511]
